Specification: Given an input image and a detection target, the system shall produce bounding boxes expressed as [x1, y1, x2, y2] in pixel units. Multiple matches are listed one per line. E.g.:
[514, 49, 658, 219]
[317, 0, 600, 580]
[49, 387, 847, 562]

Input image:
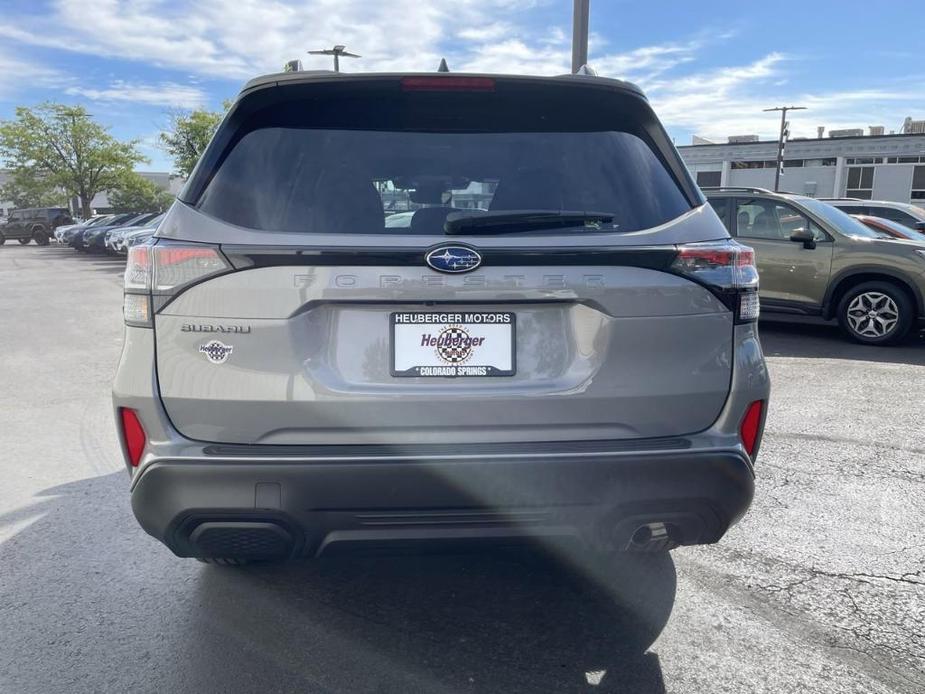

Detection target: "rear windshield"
[195, 85, 691, 235]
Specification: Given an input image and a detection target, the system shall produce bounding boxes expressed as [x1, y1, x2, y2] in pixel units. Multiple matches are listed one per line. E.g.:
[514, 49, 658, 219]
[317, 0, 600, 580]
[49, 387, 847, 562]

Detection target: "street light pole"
[763, 105, 807, 192]
[571, 0, 590, 73]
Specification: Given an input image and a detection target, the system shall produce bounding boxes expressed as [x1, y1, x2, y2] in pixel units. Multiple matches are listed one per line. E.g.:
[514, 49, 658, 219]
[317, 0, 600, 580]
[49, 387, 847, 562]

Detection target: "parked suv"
[0, 207, 73, 245]
[114, 71, 770, 565]
[823, 198, 925, 232]
[705, 187, 925, 344]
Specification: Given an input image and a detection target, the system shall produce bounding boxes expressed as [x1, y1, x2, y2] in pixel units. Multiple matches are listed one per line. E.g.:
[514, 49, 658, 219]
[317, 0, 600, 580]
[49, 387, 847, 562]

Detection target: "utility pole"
[308, 45, 361, 72]
[763, 105, 807, 192]
[571, 0, 590, 73]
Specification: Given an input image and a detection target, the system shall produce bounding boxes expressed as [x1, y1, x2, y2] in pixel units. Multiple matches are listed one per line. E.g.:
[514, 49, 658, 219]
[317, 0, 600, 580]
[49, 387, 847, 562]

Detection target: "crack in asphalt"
[771, 431, 925, 457]
[759, 457, 925, 485]
[683, 552, 925, 690]
[827, 642, 925, 691]
[752, 567, 925, 591]
[877, 544, 925, 557]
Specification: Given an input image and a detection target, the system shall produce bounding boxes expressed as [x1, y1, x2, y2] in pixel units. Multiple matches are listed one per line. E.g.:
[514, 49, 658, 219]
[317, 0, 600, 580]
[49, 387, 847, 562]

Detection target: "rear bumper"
[130, 444, 755, 560]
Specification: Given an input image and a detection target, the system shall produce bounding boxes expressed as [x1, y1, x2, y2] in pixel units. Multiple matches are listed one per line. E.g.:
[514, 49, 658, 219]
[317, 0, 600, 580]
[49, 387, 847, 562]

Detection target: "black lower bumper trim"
[131, 449, 754, 559]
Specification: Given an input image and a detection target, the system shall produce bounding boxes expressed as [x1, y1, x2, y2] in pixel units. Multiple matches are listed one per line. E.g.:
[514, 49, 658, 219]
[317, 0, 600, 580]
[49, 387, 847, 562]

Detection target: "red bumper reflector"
[401, 76, 495, 92]
[120, 408, 147, 467]
[740, 400, 764, 456]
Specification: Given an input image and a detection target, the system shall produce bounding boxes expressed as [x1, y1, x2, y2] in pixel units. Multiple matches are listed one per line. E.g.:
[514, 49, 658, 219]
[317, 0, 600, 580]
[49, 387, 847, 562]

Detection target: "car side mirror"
[789, 227, 816, 249]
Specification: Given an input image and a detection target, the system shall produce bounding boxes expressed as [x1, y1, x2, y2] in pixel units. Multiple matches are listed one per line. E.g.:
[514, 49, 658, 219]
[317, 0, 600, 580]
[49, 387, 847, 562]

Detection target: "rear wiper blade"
[444, 209, 615, 235]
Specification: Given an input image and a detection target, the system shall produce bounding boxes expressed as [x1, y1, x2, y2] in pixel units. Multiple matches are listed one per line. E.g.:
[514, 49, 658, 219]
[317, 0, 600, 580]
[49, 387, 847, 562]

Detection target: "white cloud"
[640, 53, 925, 141]
[0, 1, 543, 80]
[0, 49, 71, 97]
[64, 81, 207, 108]
[457, 23, 514, 43]
[1, 2, 923, 141]
[455, 37, 567, 75]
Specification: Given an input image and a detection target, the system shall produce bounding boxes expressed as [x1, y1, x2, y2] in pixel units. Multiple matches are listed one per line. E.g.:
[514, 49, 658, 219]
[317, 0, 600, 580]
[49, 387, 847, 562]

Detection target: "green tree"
[107, 172, 175, 213]
[159, 103, 228, 178]
[0, 168, 68, 209]
[0, 103, 146, 218]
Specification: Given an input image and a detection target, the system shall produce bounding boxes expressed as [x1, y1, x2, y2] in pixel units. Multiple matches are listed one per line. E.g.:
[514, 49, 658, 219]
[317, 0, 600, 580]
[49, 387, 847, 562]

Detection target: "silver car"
[107, 214, 165, 254]
[113, 70, 770, 564]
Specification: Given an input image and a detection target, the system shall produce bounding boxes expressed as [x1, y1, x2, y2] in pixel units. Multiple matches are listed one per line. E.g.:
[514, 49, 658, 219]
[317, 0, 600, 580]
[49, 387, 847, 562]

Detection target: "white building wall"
[779, 166, 838, 197]
[870, 165, 915, 201]
[685, 162, 723, 174]
[679, 133, 925, 203]
[721, 166, 838, 196]
[727, 168, 775, 188]
[833, 156, 846, 197]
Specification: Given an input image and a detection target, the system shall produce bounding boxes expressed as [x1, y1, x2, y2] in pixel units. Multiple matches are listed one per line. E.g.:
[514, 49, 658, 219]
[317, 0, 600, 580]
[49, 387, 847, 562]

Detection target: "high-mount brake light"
[671, 240, 760, 323]
[122, 242, 230, 327]
[401, 76, 495, 92]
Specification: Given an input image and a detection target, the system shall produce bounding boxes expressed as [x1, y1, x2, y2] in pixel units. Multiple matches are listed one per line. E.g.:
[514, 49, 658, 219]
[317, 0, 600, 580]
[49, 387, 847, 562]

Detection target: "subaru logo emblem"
[425, 246, 482, 274]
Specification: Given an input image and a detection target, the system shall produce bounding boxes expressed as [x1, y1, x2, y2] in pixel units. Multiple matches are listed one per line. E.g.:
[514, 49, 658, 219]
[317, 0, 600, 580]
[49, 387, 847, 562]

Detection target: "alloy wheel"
[845, 291, 899, 338]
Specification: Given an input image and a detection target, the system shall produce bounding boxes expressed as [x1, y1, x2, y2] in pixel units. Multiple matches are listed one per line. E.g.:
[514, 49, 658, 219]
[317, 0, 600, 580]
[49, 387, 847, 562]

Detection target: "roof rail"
[700, 186, 775, 194]
[816, 197, 862, 201]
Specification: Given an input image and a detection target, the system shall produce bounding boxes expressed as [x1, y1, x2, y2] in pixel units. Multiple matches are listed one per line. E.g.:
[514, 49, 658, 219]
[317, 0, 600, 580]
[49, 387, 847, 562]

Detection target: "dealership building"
[678, 127, 925, 204]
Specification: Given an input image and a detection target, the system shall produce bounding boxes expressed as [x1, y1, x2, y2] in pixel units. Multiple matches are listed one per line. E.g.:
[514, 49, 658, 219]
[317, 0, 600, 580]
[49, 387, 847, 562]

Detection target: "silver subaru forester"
[113, 70, 770, 564]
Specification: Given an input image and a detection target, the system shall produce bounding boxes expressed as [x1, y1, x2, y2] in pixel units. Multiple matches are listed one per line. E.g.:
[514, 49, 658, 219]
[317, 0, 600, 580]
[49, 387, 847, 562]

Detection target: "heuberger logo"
[181, 324, 251, 334]
[419, 333, 486, 348]
[423, 325, 485, 365]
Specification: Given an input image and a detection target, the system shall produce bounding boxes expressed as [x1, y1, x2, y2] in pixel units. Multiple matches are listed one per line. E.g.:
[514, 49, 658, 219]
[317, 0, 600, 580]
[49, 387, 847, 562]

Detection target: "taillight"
[401, 76, 495, 91]
[153, 246, 229, 291]
[119, 408, 147, 467]
[123, 241, 229, 327]
[125, 244, 151, 292]
[671, 240, 760, 323]
[740, 400, 764, 458]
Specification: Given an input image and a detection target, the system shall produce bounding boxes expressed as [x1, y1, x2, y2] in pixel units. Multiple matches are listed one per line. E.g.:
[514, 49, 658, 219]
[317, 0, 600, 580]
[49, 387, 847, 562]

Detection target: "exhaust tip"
[626, 522, 680, 552]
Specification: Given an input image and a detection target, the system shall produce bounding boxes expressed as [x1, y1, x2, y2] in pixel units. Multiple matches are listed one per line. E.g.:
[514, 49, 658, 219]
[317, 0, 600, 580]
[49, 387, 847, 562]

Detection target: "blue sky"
[1, 0, 923, 172]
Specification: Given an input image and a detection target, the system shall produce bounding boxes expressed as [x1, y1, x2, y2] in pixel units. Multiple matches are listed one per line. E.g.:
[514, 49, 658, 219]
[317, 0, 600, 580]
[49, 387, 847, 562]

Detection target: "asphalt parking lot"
[0, 244, 922, 694]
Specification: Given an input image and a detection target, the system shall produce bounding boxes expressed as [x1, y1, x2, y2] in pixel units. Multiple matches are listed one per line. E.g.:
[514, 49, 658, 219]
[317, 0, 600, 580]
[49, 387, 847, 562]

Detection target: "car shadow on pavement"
[759, 319, 925, 365]
[0, 472, 674, 694]
[24, 245, 126, 275]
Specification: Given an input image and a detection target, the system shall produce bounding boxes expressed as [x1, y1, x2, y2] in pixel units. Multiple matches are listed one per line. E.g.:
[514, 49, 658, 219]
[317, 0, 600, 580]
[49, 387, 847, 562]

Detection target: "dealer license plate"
[391, 311, 516, 377]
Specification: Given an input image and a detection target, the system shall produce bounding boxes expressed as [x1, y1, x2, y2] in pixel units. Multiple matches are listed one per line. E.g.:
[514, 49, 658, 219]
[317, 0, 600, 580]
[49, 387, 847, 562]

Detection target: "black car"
[68, 215, 125, 248]
[61, 213, 134, 246]
[0, 207, 74, 246]
[72, 213, 155, 251]
[54, 214, 116, 243]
